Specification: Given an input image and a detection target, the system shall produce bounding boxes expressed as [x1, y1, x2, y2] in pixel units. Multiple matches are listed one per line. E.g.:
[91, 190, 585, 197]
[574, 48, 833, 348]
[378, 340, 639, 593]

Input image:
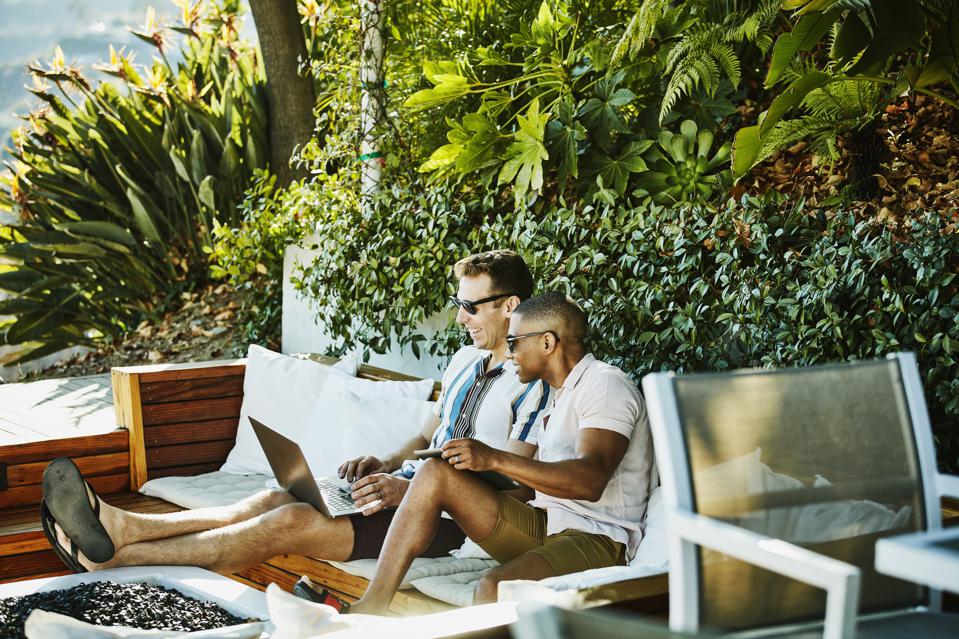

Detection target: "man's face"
[506, 313, 546, 384]
[455, 274, 510, 351]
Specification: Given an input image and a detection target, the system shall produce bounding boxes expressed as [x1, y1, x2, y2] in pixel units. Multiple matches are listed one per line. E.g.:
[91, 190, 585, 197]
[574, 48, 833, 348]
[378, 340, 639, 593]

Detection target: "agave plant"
[633, 119, 731, 204]
[0, 0, 267, 363]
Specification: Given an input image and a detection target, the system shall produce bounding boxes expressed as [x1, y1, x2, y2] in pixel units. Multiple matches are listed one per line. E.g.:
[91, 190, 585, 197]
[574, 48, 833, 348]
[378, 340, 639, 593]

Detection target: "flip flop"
[39, 499, 87, 573]
[292, 577, 351, 612]
[42, 457, 115, 564]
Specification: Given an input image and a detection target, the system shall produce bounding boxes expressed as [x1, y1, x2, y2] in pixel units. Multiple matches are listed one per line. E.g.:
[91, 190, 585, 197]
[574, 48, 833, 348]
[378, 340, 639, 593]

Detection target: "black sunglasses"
[449, 292, 516, 315]
[506, 330, 559, 354]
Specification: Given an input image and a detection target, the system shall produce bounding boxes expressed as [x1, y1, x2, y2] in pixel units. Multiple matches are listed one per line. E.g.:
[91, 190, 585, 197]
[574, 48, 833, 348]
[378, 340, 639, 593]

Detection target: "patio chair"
[641, 352, 959, 638]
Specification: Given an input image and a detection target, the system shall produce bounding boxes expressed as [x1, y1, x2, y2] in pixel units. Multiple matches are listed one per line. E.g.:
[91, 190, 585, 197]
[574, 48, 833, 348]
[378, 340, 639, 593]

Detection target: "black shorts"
[347, 509, 467, 561]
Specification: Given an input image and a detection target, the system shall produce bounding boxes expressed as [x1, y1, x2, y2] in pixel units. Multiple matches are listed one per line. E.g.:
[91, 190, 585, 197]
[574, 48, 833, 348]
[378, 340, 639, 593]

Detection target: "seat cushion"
[324, 556, 499, 592]
[140, 471, 272, 509]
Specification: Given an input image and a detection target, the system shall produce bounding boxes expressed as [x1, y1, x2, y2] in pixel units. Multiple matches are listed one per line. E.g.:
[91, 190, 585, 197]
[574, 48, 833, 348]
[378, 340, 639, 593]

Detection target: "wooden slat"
[112, 360, 246, 382]
[147, 462, 223, 479]
[6, 451, 129, 488]
[0, 549, 69, 581]
[112, 369, 149, 490]
[142, 396, 243, 427]
[268, 555, 372, 598]
[140, 375, 245, 404]
[0, 431, 128, 465]
[0, 531, 48, 556]
[146, 440, 235, 469]
[143, 419, 238, 447]
[0, 473, 129, 510]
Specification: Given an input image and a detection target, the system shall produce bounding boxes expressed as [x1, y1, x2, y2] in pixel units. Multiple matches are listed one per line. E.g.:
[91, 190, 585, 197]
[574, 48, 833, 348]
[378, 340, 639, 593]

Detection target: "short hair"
[454, 250, 534, 301]
[514, 291, 587, 343]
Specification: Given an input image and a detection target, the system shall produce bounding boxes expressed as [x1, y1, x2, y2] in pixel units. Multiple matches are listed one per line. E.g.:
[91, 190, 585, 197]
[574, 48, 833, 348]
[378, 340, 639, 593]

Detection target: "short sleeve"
[577, 370, 644, 439]
[509, 380, 552, 446]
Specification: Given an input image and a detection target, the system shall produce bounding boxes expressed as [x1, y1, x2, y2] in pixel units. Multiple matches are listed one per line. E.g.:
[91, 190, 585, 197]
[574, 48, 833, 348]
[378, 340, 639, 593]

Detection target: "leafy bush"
[0, 1, 266, 361]
[291, 193, 959, 471]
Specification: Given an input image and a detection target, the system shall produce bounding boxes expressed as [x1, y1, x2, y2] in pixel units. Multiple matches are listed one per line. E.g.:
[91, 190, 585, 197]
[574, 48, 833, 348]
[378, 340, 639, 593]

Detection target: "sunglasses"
[506, 330, 559, 354]
[449, 292, 516, 315]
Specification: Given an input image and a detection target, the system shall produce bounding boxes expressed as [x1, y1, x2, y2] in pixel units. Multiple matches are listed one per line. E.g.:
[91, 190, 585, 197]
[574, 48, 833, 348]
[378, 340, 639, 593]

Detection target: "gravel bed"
[0, 580, 258, 638]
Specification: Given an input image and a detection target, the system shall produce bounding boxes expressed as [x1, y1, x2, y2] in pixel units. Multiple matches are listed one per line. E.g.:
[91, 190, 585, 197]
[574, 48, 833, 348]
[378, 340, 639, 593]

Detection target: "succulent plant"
[633, 119, 730, 204]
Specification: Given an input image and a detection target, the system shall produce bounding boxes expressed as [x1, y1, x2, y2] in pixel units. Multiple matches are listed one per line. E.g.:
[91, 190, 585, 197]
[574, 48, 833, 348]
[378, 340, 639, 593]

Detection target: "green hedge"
[293, 194, 958, 471]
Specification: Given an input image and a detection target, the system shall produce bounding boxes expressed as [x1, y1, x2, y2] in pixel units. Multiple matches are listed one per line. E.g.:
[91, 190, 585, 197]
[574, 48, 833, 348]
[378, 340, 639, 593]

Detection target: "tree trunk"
[248, 0, 315, 186]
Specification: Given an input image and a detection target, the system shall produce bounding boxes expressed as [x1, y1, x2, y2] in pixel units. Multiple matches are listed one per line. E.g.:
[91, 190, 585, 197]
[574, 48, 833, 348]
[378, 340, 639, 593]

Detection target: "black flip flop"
[42, 457, 115, 564]
[39, 499, 87, 573]
[292, 577, 351, 612]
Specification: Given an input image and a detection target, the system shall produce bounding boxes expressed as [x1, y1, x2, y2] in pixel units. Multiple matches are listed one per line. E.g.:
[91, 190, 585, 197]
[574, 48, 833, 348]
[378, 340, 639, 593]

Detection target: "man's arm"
[442, 427, 627, 502]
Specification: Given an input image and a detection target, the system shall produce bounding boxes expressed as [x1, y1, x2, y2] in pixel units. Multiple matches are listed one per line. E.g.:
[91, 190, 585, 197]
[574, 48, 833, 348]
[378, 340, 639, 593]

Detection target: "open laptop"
[249, 416, 366, 517]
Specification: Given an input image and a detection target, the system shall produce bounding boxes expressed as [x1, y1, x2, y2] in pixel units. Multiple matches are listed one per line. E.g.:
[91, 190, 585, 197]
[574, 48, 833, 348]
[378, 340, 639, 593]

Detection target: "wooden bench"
[4, 357, 957, 614]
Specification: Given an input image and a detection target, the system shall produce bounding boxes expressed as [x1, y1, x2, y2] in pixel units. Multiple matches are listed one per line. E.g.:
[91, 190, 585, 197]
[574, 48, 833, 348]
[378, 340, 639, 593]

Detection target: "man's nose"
[455, 306, 469, 324]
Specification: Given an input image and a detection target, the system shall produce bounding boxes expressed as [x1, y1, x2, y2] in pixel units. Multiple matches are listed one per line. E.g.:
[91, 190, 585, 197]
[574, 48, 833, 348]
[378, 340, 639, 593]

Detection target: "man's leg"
[472, 552, 554, 604]
[98, 489, 297, 549]
[58, 501, 357, 573]
[351, 460, 502, 613]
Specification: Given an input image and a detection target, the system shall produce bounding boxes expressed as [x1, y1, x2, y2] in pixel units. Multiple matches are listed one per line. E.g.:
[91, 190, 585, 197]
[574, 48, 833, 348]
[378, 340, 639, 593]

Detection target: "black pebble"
[0, 581, 259, 638]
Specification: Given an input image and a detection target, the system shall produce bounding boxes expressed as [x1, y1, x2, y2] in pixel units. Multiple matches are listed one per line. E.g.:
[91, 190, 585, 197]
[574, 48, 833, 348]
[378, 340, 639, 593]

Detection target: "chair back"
[643, 353, 941, 631]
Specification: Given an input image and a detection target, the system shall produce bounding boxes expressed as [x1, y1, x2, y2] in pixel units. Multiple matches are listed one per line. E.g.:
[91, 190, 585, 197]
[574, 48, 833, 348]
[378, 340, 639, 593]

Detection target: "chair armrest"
[671, 510, 860, 639]
[937, 474, 959, 500]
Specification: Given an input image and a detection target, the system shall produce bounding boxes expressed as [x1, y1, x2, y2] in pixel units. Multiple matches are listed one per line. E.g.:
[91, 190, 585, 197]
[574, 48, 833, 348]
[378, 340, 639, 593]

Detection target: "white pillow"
[220, 345, 358, 476]
[339, 392, 436, 461]
[301, 374, 436, 478]
[629, 487, 667, 568]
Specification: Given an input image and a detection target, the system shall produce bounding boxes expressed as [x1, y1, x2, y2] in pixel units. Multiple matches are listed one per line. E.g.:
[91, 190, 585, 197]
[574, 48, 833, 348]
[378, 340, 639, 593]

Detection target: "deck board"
[0, 374, 116, 445]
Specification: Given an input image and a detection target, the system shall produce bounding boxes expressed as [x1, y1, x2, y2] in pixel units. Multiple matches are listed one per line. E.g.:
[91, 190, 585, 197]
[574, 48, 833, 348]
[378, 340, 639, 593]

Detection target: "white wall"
[282, 237, 449, 381]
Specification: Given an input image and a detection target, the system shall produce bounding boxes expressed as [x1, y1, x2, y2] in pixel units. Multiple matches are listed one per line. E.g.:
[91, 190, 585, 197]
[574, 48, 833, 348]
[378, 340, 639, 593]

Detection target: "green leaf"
[593, 140, 651, 194]
[766, 11, 841, 86]
[498, 98, 549, 205]
[405, 73, 471, 109]
[456, 114, 503, 172]
[732, 125, 760, 178]
[198, 175, 216, 212]
[531, 1, 556, 44]
[545, 98, 586, 184]
[126, 187, 163, 243]
[419, 143, 463, 172]
[56, 221, 136, 248]
[580, 71, 633, 138]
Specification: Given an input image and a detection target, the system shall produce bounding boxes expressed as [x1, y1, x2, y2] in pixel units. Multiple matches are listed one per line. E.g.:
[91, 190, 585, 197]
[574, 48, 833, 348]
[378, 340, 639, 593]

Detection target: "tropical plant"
[733, 0, 959, 177]
[0, 0, 267, 362]
[632, 119, 731, 204]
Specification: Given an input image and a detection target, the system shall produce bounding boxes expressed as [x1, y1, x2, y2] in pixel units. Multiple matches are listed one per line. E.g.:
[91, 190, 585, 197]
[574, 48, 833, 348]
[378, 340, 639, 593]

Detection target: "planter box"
[0, 566, 272, 636]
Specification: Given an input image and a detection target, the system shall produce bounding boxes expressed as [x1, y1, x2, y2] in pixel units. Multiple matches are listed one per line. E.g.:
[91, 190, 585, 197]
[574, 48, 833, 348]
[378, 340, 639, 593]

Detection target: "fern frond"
[611, 0, 671, 65]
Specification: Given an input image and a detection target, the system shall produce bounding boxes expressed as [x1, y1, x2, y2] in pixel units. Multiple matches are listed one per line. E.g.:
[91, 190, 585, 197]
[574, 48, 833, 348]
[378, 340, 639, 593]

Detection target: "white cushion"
[220, 346, 358, 476]
[629, 486, 667, 568]
[408, 570, 491, 607]
[300, 373, 436, 478]
[140, 471, 271, 509]
[338, 393, 436, 462]
[323, 556, 498, 591]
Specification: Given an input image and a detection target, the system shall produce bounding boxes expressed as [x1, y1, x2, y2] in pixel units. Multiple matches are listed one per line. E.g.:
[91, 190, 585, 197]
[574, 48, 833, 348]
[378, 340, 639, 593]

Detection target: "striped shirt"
[400, 346, 552, 478]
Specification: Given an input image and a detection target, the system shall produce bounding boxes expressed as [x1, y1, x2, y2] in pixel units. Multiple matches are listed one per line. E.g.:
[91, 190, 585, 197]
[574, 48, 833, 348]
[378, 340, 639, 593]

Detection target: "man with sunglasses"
[42, 250, 552, 599]
[351, 292, 654, 613]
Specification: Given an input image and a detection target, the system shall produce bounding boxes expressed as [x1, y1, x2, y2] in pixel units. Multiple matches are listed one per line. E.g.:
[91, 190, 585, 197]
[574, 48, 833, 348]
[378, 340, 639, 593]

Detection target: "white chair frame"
[642, 352, 953, 639]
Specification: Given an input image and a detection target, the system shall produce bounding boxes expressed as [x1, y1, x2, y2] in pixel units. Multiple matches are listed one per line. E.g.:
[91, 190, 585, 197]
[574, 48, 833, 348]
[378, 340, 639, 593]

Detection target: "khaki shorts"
[476, 492, 626, 576]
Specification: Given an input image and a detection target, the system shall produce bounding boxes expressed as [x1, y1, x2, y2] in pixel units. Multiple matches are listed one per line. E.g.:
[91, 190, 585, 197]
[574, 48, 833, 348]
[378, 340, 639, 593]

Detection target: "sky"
[0, 0, 192, 162]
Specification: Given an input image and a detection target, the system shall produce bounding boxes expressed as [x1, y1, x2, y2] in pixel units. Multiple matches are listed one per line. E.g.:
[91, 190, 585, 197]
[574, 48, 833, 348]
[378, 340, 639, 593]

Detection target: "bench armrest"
[670, 510, 860, 639]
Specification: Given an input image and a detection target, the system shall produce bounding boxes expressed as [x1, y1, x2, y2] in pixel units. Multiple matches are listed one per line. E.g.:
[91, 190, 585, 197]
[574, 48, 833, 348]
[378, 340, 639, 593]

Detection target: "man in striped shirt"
[45, 251, 551, 584]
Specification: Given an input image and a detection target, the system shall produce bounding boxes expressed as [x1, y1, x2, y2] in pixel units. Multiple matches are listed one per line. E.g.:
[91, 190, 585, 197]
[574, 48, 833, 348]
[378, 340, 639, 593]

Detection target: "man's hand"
[338, 456, 388, 482]
[441, 438, 501, 472]
[349, 473, 410, 516]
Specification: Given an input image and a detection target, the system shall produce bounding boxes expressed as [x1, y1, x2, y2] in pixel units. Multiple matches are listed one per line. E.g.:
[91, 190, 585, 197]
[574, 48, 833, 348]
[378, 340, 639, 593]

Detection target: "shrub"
[0, 1, 266, 362]
[292, 195, 959, 471]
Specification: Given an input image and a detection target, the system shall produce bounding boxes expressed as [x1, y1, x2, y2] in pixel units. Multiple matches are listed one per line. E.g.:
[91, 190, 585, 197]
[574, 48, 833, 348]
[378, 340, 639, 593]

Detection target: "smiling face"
[506, 312, 548, 384]
[455, 274, 512, 353]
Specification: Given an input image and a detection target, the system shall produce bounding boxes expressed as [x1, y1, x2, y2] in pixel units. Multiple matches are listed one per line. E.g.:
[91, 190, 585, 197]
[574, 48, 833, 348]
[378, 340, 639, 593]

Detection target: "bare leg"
[99, 489, 297, 548]
[472, 552, 554, 604]
[351, 460, 502, 613]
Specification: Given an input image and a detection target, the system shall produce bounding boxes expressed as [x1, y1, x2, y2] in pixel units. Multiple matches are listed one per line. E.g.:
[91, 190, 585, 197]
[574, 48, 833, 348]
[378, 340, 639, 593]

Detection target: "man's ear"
[504, 295, 520, 315]
[543, 331, 559, 354]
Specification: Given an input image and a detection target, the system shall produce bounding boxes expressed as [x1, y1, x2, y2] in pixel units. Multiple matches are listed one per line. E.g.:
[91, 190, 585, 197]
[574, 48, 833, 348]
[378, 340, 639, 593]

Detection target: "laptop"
[249, 417, 366, 517]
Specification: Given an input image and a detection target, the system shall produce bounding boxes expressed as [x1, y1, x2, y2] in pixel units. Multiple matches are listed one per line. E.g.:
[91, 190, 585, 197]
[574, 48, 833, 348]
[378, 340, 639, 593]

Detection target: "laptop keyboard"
[317, 478, 359, 514]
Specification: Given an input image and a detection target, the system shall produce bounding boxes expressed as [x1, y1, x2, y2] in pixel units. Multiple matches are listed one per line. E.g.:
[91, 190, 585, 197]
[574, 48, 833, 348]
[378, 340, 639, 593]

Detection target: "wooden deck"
[0, 374, 116, 445]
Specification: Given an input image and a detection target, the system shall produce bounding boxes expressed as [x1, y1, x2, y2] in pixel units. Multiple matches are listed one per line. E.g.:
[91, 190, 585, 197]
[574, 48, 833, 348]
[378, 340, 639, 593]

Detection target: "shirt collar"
[474, 353, 506, 379]
[559, 353, 595, 391]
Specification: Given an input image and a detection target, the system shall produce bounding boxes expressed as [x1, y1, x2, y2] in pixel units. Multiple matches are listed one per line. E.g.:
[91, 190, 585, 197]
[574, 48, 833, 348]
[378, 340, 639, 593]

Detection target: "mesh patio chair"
[641, 352, 959, 639]
[511, 602, 716, 639]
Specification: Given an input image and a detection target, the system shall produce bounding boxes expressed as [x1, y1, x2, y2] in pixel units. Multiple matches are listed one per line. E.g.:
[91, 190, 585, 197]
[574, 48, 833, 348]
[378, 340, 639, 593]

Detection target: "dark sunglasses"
[449, 292, 516, 315]
[506, 330, 559, 354]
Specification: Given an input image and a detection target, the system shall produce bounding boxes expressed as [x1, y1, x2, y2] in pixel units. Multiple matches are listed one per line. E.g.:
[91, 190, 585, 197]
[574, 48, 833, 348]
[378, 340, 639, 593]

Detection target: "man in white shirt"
[351, 292, 654, 613]
[43, 251, 550, 586]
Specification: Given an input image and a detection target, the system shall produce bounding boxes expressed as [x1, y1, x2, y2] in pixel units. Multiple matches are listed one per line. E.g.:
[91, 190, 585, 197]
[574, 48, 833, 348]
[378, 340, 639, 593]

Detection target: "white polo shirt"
[527, 353, 654, 560]
[399, 346, 551, 478]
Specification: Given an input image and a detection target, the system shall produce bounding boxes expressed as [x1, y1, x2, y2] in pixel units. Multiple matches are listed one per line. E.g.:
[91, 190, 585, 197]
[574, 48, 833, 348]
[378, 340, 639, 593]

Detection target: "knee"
[260, 502, 314, 531]
[413, 458, 455, 486]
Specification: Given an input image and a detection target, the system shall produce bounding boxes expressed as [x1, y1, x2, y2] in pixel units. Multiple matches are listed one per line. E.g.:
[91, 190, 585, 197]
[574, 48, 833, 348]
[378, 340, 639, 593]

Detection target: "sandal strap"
[86, 481, 101, 518]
